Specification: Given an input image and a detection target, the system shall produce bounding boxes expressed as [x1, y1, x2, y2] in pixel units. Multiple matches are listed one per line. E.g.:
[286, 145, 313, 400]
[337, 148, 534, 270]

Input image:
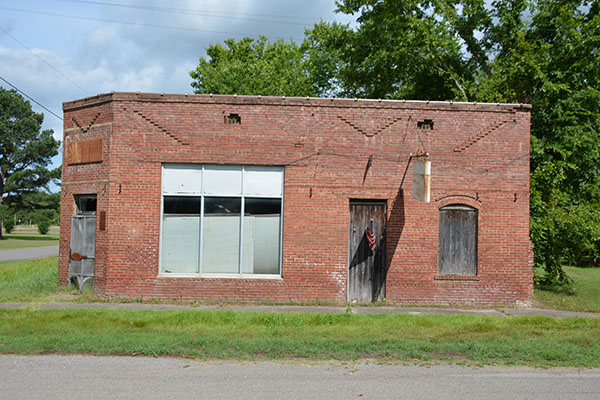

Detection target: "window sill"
[159, 273, 283, 281]
[434, 275, 479, 281]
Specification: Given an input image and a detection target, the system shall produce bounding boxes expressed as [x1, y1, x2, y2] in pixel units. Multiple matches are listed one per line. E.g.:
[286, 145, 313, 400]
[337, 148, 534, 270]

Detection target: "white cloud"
[0, 0, 347, 177]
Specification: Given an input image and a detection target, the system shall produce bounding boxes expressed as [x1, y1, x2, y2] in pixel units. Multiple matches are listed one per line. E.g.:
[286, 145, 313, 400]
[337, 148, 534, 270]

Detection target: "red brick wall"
[60, 95, 113, 294]
[60, 93, 532, 305]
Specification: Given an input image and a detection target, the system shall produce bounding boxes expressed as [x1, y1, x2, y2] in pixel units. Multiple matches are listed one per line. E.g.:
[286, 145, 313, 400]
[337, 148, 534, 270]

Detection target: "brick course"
[60, 92, 532, 305]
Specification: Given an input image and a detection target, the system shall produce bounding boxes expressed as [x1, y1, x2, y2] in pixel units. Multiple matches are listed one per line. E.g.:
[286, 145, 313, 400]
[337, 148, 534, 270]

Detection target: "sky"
[0, 0, 356, 182]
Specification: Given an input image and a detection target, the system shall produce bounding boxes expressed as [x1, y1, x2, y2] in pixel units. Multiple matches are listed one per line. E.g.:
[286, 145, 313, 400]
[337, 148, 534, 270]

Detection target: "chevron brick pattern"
[72, 112, 101, 134]
[337, 115, 402, 137]
[454, 118, 512, 152]
[131, 108, 189, 145]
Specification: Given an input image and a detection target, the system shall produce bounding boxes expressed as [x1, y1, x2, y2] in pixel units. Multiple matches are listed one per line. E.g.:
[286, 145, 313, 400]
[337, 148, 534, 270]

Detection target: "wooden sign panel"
[68, 138, 103, 165]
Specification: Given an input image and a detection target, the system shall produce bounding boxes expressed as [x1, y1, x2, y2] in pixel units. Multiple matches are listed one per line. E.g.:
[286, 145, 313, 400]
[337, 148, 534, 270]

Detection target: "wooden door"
[348, 201, 386, 302]
[69, 215, 96, 291]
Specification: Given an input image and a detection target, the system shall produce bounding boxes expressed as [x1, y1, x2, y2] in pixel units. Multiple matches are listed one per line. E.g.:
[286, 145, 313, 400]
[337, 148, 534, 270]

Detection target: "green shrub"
[3, 218, 14, 234]
[37, 219, 50, 235]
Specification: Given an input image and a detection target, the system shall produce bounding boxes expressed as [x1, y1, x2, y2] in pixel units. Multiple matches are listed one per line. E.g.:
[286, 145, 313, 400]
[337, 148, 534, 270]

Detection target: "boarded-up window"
[438, 204, 477, 276]
[68, 138, 103, 165]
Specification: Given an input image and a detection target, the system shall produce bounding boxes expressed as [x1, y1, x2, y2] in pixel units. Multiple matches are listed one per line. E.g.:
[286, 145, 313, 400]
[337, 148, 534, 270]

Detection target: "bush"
[37, 219, 51, 235]
[3, 218, 14, 234]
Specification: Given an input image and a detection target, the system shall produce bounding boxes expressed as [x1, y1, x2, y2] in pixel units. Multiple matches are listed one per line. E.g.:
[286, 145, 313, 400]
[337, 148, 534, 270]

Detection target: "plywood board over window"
[438, 204, 478, 276]
[68, 138, 103, 165]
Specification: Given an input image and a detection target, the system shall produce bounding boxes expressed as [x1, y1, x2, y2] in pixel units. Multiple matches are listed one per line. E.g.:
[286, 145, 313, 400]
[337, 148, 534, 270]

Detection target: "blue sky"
[0, 0, 354, 186]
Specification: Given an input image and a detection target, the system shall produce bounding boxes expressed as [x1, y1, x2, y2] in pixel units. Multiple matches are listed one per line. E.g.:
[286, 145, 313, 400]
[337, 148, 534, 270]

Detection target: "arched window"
[438, 204, 478, 276]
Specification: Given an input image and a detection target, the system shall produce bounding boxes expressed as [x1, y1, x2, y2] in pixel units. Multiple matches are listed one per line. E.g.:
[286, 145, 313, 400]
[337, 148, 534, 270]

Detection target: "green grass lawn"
[534, 266, 600, 312]
[0, 257, 60, 302]
[0, 308, 598, 366]
[0, 257, 599, 366]
[0, 233, 59, 251]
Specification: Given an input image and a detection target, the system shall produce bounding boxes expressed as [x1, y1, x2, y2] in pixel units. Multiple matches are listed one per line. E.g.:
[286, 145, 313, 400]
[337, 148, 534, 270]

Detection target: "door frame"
[347, 199, 387, 303]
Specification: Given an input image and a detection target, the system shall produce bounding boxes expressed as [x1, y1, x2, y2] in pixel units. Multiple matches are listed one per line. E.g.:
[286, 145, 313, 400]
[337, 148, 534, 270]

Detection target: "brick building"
[60, 92, 532, 305]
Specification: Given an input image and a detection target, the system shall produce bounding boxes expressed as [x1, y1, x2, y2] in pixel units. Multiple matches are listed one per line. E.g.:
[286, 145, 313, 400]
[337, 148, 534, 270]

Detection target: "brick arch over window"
[438, 203, 478, 277]
[435, 194, 481, 210]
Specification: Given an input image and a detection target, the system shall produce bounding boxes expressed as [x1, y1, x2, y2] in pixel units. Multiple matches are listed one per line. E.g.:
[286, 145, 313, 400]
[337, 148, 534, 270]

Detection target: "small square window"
[417, 119, 434, 130]
[75, 195, 97, 214]
[225, 113, 241, 124]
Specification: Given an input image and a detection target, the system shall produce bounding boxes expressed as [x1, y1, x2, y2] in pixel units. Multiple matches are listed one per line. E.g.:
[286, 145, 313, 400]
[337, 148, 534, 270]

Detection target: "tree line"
[190, 0, 600, 284]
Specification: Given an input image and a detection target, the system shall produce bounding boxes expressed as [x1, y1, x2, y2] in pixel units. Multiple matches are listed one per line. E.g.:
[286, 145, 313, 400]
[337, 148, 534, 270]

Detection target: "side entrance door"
[348, 200, 386, 302]
[69, 214, 96, 291]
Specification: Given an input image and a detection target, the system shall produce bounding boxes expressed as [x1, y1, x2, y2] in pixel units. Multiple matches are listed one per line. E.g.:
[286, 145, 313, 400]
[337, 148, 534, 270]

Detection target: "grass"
[0, 257, 598, 366]
[0, 308, 598, 366]
[0, 257, 60, 302]
[0, 233, 59, 250]
[534, 266, 600, 312]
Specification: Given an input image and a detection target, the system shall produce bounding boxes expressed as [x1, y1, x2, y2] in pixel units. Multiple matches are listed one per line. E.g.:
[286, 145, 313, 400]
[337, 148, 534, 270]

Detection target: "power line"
[0, 6, 306, 42]
[0, 76, 63, 121]
[0, 25, 90, 96]
[53, 0, 586, 34]
[56, 0, 356, 26]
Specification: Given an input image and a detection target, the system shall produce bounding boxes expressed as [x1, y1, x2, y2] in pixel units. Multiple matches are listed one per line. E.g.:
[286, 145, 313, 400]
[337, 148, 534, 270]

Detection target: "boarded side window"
[438, 204, 477, 276]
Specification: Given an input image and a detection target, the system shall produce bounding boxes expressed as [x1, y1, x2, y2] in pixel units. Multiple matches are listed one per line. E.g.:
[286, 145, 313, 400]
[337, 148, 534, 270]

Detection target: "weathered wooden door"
[69, 215, 96, 291]
[348, 201, 386, 302]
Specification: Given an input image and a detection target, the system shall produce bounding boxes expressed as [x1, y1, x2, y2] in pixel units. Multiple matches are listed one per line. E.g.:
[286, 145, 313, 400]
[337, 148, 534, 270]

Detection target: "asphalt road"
[0, 245, 58, 261]
[1, 355, 599, 400]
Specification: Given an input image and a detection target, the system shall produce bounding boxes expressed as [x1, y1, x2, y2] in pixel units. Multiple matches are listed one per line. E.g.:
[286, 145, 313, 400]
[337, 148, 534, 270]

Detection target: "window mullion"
[199, 165, 205, 274]
[239, 167, 245, 275]
[199, 195, 204, 274]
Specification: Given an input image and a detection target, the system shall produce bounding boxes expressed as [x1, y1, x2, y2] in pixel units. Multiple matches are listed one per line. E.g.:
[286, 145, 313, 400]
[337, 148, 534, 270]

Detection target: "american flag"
[366, 220, 377, 252]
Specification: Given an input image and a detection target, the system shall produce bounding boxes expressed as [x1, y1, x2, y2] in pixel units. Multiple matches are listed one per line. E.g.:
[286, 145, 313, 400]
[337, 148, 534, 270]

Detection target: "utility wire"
[0, 6, 525, 55]
[0, 6, 305, 42]
[55, 0, 569, 33]
[0, 25, 90, 96]
[56, 0, 356, 26]
[1, 6, 592, 52]
[0, 76, 63, 121]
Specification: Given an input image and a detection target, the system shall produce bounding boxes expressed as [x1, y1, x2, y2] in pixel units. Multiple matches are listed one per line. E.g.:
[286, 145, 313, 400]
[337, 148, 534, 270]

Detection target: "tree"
[190, 36, 318, 97]
[0, 87, 60, 239]
[479, 0, 600, 282]
[305, 0, 494, 100]
[303, 0, 600, 284]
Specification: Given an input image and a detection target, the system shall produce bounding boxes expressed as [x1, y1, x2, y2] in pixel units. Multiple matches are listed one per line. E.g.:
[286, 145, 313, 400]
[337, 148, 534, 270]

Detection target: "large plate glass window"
[161, 165, 283, 276]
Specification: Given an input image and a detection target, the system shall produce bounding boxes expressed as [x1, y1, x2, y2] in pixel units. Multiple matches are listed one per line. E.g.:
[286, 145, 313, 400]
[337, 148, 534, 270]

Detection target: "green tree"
[307, 0, 600, 283]
[306, 0, 495, 100]
[479, 0, 600, 282]
[0, 88, 60, 239]
[190, 36, 318, 96]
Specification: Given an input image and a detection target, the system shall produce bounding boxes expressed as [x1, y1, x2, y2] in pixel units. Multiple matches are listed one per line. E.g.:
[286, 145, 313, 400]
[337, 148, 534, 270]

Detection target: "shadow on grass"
[3, 234, 59, 242]
[535, 282, 576, 296]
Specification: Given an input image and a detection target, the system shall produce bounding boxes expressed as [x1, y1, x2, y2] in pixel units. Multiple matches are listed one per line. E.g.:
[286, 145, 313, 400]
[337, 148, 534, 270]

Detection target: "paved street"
[0, 245, 58, 261]
[1, 355, 598, 400]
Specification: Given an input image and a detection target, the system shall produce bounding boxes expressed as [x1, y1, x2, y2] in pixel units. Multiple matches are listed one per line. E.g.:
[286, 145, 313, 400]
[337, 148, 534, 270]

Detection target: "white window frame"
[159, 164, 284, 277]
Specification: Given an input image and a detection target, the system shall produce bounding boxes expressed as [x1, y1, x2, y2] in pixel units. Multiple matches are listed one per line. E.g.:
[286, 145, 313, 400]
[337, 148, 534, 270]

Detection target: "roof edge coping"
[63, 91, 532, 112]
